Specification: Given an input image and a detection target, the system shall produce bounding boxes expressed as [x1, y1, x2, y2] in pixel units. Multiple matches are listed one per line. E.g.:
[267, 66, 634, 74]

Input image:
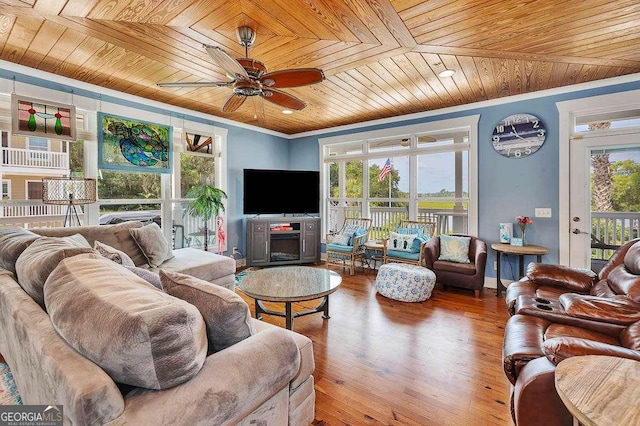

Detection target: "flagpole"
[388, 174, 391, 207]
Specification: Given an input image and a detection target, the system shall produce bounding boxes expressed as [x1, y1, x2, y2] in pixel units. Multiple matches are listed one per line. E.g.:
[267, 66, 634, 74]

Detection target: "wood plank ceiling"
[0, 0, 639, 135]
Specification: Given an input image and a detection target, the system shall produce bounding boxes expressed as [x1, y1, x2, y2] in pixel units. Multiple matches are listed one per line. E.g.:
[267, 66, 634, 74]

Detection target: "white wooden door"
[569, 132, 640, 268]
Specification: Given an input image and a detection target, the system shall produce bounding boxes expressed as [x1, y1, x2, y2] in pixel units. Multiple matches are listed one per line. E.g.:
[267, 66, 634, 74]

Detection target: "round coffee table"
[237, 266, 342, 330]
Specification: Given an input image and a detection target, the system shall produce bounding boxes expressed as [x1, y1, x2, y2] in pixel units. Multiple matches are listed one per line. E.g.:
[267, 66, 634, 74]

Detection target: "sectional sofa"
[0, 222, 316, 425]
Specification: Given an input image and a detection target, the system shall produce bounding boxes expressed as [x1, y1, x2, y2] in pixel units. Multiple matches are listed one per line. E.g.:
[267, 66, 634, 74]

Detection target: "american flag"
[378, 158, 392, 182]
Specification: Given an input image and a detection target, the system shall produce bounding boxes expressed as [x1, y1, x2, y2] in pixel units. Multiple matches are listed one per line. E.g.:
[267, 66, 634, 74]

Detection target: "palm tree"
[591, 153, 613, 212]
[183, 184, 227, 251]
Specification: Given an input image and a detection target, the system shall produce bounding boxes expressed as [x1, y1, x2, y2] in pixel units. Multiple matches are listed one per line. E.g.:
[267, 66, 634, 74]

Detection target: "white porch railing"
[328, 203, 468, 241]
[1, 147, 69, 170]
[591, 211, 640, 259]
[172, 201, 218, 250]
[0, 200, 74, 228]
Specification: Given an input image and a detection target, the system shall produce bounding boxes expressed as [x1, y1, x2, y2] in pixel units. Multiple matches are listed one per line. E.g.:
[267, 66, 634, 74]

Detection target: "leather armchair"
[503, 314, 640, 426]
[506, 238, 640, 315]
[423, 234, 487, 298]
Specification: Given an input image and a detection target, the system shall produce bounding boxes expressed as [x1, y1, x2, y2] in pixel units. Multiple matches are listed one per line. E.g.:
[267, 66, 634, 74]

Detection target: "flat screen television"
[243, 168, 320, 215]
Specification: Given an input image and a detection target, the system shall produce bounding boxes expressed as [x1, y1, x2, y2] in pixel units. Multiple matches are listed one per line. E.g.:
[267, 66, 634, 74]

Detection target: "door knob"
[572, 217, 580, 222]
[572, 228, 581, 234]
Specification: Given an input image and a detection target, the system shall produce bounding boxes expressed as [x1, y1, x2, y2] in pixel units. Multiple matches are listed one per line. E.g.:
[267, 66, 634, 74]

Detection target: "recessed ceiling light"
[282, 110, 293, 114]
[438, 69, 456, 78]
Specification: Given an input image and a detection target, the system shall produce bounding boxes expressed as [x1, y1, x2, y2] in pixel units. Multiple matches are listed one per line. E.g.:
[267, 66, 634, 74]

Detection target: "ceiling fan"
[157, 26, 325, 113]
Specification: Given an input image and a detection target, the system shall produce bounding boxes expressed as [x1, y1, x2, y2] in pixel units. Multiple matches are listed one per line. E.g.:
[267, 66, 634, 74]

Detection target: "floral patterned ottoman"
[375, 263, 436, 302]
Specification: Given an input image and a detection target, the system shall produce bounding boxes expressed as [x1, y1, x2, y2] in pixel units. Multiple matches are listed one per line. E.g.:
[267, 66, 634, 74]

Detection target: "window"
[2, 180, 10, 199]
[1, 131, 7, 165]
[28, 136, 50, 164]
[574, 109, 640, 132]
[180, 153, 216, 197]
[320, 116, 479, 240]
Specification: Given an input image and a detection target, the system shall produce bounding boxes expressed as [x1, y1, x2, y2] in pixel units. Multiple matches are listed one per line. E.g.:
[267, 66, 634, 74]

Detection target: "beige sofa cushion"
[158, 247, 236, 284]
[45, 254, 207, 390]
[129, 223, 174, 267]
[0, 227, 40, 274]
[160, 270, 254, 353]
[33, 221, 148, 266]
[15, 234, 94, 307]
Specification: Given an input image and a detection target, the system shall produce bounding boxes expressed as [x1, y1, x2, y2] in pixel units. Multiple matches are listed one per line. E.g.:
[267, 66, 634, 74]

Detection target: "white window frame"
[319, 115, 479, 238]
[2, 180, 10, 199]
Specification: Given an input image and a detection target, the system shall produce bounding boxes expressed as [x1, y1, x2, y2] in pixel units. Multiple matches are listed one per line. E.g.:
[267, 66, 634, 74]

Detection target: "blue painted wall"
[290, 79, 640, 279]
[4, 63, 640, 279]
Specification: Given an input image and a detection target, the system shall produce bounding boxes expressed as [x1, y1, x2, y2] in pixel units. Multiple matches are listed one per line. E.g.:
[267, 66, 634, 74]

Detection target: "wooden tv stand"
[246, 217, 321, 267]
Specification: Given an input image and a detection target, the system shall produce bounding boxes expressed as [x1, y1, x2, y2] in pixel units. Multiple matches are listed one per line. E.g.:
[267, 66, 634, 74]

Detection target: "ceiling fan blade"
[260, 68, 325, 88]
[157, 81, 233, 88]
[261, 88, 306, 110]
[222, 93, 247, 113]
[203, 44, 249, 80]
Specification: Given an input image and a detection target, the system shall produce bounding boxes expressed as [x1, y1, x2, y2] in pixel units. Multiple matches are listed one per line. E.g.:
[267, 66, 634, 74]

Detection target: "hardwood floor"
[236, 265, 514, 425]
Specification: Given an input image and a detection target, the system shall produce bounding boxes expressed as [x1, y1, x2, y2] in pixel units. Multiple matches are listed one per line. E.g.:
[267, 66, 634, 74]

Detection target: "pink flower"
[516, 216, 533, 226]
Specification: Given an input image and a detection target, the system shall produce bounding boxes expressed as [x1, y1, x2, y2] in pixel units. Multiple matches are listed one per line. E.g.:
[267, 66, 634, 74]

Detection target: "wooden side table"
[555, 355, 640, 426]
[491, 242, 549, 297]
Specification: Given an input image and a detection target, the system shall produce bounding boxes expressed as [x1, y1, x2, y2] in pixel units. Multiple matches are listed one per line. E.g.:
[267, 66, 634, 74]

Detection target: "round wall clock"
[492, 113, 546, 158]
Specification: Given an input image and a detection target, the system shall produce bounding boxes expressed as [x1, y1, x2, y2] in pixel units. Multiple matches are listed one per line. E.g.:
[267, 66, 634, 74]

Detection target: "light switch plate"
[535, 208, 552, 218]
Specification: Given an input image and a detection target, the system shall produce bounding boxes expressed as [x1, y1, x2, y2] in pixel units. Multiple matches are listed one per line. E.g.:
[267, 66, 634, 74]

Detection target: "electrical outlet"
[493, 261, 497, 270]
[535, 208, 552, 218]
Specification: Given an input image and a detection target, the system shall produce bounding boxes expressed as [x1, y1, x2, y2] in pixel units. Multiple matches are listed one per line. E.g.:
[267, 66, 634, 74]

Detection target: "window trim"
[319, 115, 479, 237]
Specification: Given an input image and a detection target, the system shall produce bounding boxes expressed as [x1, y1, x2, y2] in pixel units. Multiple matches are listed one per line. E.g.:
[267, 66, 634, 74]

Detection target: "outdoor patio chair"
[325, 218, 372, 275]
[383, 220, 436, 266]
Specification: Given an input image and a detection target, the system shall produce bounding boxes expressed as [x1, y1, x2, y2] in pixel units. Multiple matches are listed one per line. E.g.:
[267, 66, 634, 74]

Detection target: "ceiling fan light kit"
[157, 26, 324, 113]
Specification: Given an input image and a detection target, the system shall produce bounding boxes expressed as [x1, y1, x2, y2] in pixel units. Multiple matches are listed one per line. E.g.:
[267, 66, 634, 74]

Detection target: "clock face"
[492, 113, 546, 158]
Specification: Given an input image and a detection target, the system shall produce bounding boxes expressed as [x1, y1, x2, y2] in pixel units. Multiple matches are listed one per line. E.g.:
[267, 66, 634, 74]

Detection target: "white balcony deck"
[1, 147, 69, 175]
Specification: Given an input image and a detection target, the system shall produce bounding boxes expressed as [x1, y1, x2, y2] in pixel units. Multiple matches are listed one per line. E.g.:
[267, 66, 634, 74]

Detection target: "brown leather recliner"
[501, 238, 640, 426]
[423, 234, 487, 298]
[506, 238, 640, 315]
[502, 314, 640, 426]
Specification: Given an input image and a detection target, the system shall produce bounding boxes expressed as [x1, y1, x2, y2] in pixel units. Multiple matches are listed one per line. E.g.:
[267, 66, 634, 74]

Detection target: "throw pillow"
[410, 233, 430, 253]
[0, 227, 40, 274]
[438, 234, 471, 263]
[94, 240, 136, 267]
[397, 227, 421, 235]
[160, 270, 254, 354]
[44, 254, 206, 390]
[129, 223, 174, 267]
[348, 227, 367, 245]
[15, 234, 94, 308]
[331, 234, 351, 246]
[342, 224, 360, 237]
[387, 231, 415, 252]
[123, 265, 163, 290]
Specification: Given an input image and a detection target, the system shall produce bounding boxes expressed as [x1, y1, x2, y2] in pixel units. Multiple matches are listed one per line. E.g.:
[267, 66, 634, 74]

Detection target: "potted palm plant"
[183, 184, 227, 252]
